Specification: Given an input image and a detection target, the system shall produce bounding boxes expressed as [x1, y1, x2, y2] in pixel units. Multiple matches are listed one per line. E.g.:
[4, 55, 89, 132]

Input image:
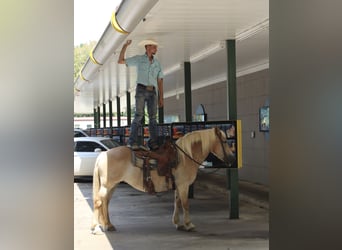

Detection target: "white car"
[74, 137, 120, 177]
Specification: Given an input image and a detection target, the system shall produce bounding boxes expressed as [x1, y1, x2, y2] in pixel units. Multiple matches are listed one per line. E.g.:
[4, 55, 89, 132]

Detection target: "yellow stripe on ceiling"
[89, 48, 103, 65]
[79, 71, 89, 82]
[111, 11, 129, 34]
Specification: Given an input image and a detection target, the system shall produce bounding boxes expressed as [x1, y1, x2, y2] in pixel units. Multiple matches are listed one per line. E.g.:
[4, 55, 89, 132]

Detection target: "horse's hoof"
[184, 223, 196, 232]
[176, 225, 186, 231]
[107, 224, 116, 231]
[91, 225, 104, 235]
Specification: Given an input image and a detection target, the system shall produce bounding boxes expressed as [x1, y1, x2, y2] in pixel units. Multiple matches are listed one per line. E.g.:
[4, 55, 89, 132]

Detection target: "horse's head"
[212, 127, 236, 166]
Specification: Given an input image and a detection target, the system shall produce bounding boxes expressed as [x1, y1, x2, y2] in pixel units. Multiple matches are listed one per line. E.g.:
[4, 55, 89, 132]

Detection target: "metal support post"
[158, 107, 164, 124]
[184, 61, 194, 198]
[103, 103, 106, 128]
[93, 108, 97, 128]
[184, 62, 192, 123]
[117, 96, 121, 127]
[97, 106, 101, 128]
[126, 91, 131, 126]
[109, 100, 113, 137]
[226, 39, 239, 219]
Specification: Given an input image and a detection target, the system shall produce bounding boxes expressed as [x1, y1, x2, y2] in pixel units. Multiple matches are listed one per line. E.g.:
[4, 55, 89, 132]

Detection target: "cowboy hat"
[138, 39, 159, 47]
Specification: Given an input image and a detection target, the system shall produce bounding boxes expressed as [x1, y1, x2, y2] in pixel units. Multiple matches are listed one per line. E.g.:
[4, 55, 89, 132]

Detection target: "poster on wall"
[259, 106, 270, 132]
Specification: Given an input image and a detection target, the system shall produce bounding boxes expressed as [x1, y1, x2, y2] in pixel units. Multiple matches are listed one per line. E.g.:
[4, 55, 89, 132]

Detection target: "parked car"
[74, 128, 90, 137]
[74, 137, 120, 177]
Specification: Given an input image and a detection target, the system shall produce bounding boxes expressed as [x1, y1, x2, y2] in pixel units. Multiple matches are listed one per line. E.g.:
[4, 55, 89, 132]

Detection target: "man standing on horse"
[118, 39, 164, 151]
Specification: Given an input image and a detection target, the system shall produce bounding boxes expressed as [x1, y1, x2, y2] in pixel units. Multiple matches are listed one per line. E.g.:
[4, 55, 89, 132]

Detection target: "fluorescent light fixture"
[163, 63, 183, 76]
[190, 41, 226, 63]
[236, 18, 269, 41]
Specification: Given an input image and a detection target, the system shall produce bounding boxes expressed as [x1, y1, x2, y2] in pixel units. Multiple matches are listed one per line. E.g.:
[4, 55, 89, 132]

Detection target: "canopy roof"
[74, 0, 269, 113]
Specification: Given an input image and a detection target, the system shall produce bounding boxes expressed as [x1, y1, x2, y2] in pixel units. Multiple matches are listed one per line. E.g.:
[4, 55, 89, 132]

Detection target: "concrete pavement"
[74, 175, 269, 250]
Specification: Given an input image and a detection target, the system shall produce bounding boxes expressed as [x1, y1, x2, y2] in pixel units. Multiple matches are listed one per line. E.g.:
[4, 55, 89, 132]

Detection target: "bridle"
[215, 130, 233, 167]
[173, 141, 205, 167]
[173, 130, 233, 168]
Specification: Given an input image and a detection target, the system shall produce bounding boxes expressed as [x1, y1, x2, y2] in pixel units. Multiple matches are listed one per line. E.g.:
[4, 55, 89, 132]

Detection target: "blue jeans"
[128, 85, 158, 145]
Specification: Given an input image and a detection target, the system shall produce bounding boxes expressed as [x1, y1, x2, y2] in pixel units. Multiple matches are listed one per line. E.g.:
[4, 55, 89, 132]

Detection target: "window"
[74, 141, 106, 152]
[74, 131, 86, 137]
[100, 139, 120, 149]
[74, 129, 89, 137]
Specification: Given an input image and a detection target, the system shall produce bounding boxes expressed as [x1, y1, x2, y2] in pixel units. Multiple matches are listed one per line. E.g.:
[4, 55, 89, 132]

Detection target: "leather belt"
[137, 83, 155, 91]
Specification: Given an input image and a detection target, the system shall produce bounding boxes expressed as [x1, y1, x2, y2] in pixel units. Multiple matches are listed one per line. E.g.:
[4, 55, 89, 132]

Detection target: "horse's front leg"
[176, 185, 195, 231]
[172, 189, 181, 229]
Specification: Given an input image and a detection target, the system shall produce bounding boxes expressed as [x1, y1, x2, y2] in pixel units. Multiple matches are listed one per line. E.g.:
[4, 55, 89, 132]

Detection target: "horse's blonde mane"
[176, 128, 216, 158]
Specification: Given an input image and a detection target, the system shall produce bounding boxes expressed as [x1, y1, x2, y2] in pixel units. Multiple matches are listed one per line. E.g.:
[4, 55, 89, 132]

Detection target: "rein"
[173, 142, 208, 167]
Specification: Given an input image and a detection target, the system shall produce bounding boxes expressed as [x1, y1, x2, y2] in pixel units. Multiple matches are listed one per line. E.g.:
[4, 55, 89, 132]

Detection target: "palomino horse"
[91, 127, 235, 233]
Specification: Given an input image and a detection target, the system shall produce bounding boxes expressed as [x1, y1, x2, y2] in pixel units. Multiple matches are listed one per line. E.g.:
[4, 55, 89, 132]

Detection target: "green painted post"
[184, 62, 192, 123]
[97, 106, 101, 128]
[109, 100, 113, 137]
[227, 40, 237, 120]
[116, 96, 121, 127]
[226, 39, 239, 219]
[126, 91, 131, 126]
[103, 103, 106, 128]
[184, 61, 194, 198]
[93, 108, 97, 128]
[229, 167, 239, 218]
[158, 107, 164, 124]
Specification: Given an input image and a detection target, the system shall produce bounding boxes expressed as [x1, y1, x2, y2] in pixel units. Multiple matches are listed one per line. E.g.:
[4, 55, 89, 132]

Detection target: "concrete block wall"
[237, 69, 269, 185]
[164, 68, 270, 185]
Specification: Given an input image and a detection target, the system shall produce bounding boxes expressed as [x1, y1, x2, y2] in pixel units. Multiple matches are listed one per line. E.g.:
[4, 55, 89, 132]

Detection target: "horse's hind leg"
[92, 184, 117, 232]
[91, 200, 101, 233]
[91, 189, 105, 233]
[101, 185, 116, 231]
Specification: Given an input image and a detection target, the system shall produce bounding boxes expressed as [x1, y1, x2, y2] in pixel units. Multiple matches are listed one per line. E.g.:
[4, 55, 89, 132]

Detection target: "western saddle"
[131, 138, 178, 194]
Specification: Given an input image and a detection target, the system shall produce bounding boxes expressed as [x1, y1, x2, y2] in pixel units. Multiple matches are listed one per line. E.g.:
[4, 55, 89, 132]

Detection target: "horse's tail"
[93, 153, 103, 209]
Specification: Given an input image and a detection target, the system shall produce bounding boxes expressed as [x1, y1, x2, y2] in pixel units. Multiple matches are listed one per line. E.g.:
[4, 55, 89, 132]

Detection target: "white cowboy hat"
[138, 39, 159, 47]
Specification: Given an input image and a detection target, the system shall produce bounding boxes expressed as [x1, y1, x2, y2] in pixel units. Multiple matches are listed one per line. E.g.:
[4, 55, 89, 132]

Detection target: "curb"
[195, 171, 269, 209]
